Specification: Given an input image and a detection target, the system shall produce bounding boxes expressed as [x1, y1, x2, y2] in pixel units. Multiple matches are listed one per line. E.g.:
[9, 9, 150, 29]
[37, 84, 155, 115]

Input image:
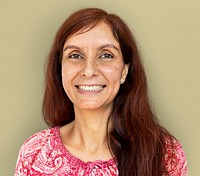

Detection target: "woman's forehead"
[64, 22, 119, 46]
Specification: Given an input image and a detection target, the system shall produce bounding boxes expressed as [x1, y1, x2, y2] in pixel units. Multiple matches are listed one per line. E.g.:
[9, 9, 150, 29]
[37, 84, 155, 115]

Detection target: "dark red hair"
[43, 8, 172, 175]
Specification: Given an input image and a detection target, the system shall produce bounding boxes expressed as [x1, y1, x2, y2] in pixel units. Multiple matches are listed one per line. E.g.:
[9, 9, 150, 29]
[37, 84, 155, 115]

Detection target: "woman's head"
[61, 21, 129, 113]
[43, 8, 147, 126]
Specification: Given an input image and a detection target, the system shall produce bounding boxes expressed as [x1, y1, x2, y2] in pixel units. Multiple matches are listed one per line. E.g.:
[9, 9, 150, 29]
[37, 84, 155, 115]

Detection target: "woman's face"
[61, 22, 128, 112]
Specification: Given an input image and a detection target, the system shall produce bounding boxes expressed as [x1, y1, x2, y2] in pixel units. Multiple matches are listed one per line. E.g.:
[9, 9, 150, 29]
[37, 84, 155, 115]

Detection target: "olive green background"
[0, 0, 199, 175]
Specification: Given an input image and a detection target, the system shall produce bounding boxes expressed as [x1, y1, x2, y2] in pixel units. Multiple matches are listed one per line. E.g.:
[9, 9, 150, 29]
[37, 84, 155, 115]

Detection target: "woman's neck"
[60, 107, 112, 162]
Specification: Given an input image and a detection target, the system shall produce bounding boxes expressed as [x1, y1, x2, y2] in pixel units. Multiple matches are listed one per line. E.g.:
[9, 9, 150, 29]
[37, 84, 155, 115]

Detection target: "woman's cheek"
[101, 64, 123, 80]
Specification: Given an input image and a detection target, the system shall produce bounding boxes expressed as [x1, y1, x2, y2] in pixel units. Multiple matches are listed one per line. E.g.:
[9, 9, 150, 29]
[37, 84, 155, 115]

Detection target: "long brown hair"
[43, 8, 170, 175]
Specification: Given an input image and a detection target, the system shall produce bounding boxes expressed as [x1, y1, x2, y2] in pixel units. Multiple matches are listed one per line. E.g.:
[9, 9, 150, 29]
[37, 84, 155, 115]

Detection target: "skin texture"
[60, 22, 128, 162]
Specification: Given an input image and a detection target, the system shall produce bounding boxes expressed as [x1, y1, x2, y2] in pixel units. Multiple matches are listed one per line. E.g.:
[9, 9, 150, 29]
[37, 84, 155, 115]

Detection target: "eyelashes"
[99, 53, 113, 59]
[68, 53, 83, 59]
[67, 52, 114, 60]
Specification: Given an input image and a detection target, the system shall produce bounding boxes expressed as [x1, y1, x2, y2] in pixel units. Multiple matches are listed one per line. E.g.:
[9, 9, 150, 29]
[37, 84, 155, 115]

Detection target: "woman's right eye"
[68, 54, 83, 59]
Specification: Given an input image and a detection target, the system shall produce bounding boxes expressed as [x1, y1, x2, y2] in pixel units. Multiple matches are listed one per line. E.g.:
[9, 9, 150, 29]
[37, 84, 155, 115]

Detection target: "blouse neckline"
[53, 126, 116, 167]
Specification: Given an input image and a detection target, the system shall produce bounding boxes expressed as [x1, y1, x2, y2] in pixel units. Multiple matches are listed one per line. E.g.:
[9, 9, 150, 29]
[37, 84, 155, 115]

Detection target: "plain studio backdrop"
[0, 0, 199, 175]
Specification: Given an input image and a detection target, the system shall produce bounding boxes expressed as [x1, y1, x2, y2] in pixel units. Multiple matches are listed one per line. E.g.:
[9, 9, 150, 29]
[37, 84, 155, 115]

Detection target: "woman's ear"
[120, 64, 129, 84]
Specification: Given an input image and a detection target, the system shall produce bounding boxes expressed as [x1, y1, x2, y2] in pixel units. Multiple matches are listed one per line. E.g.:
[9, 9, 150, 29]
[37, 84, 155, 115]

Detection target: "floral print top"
[15, 127, 188, 175]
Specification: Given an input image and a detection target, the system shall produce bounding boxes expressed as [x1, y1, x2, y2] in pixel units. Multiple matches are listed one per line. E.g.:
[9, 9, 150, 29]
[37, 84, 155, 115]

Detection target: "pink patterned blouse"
[15, 127, 188, 175]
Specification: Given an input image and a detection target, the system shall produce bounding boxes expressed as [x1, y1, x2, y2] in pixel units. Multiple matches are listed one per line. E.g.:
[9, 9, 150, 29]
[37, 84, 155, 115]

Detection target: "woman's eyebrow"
[63, 44, 119, 52]
[63, 45, 81, 51]
[99, 44, 119, 51]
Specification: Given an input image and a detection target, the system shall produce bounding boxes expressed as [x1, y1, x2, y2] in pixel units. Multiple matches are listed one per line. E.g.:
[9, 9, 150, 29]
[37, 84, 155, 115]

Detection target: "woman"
[15, 8, 188, 175]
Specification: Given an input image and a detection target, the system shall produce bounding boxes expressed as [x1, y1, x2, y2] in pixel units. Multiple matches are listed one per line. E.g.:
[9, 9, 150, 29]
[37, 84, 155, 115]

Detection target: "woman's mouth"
[76, 85, 106, 92]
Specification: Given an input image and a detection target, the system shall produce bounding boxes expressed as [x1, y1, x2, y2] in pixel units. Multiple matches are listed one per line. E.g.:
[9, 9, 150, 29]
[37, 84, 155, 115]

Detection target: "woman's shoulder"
[15, 127, 62, 175]
[164, 135, 188, 176]
[19, 127, 59, 152]
[15, 127, 60, 165]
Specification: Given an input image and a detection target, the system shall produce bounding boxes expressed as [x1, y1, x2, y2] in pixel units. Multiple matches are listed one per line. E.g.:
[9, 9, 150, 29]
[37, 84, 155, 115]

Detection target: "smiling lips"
[76, 85, 105, 92]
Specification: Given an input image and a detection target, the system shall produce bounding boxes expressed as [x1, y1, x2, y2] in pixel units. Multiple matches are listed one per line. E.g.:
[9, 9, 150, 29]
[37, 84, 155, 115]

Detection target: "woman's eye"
[68, 54, 82, 59]
[99, 53, 113, 59]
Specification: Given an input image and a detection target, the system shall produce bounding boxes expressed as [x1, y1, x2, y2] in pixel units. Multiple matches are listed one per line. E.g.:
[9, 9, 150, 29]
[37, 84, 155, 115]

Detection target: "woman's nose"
[81, 59, 99, 77]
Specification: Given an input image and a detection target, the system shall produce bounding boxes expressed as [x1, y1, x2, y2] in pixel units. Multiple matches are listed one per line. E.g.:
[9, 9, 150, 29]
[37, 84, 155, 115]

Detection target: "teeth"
[78, 85, 104, 92]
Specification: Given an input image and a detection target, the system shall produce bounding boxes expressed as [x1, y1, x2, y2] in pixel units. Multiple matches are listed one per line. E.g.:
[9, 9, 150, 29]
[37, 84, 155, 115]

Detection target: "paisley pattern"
[15, 127, 188, 175]
[163, 136, 188, 176]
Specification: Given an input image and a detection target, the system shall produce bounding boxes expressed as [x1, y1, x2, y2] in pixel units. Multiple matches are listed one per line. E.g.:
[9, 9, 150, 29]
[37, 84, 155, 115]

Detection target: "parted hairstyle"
[43, 8, 174, 175]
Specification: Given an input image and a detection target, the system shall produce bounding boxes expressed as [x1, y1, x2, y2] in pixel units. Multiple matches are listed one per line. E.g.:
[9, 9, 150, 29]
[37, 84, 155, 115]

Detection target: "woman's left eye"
[99, 53, 113, 59]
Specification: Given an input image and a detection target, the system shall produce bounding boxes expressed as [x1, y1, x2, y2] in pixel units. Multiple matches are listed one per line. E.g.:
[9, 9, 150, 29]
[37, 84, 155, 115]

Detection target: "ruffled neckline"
[52, 126, 116, 168]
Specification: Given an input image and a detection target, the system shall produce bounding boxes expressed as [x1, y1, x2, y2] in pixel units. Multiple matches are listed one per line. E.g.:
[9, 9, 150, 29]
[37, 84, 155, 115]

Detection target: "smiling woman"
[14, 8, 188, 176]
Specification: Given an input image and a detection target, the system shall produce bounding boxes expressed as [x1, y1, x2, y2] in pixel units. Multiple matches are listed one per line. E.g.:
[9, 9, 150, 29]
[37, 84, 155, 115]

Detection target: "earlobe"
[121, 64, 129, 84]
[120, 78, 124, 84]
